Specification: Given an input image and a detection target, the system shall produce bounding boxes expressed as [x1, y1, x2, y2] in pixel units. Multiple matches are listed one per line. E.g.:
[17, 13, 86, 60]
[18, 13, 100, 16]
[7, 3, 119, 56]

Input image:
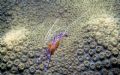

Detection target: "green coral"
[6, 60, 13, 68]
[2, 55, 9, 63]
[99, 52, 105, 60]
[95, 61, 102, 70]
[84, 60, 89, 67]
[112, 48, 119, 56]
[105, 50, 111, 58]
[18, 63, 25, 71]
[16, 52, 23, 58]
[14, 59, 20, 66]
[9, 53, 16, 60]
[90, 62, 95, 70]
[89, 49, 95, 56]
[28, 51, 34, 58]
[103, 59, 111, 68]
[10, 66, 18, 73]
[89, 41, 97, 48]
[0, 47, 7, 55]
[92, 54, 99, 62]
[0, 63, 6, 70]
[29, 66, 36, 74]
[110, 57, 118, 65]
[96, 46, 103, 53]
[20, 55, 28, 63]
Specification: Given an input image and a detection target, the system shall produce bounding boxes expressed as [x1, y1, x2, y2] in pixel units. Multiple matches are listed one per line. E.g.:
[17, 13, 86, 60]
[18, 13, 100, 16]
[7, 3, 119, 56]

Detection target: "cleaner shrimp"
[43, 19, 68, 72]
[43, 10, 89, 71]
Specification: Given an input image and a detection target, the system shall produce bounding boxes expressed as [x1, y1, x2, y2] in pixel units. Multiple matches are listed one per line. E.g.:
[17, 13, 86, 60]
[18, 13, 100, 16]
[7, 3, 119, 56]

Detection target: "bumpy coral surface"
[0, 0, 120, 75]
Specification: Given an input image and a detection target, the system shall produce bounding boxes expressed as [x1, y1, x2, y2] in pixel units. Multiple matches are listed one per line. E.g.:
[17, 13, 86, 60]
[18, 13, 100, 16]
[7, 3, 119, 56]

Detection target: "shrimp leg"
[44, 48, 51, 72]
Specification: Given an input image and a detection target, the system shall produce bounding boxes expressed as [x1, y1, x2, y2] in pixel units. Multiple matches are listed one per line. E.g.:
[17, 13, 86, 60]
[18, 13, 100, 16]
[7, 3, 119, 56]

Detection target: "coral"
[99, 52, 105, 60]
[111, 48, 119, 56]
[107, 44, 114, 51]
[97, 39, 103, 45]
[87, 37, 94, 43]
[103, 40, 109, 48]
[9, 53, 16, 60]
[3, 71, 10, 75]
[0, 63, 6, 70]
[10, 66, 18, 73]
[83, 38, 88, 45]
[94, 72, 101, 75]
[57, 67, 66, 74]
[20, 55, 28, 63]
[34, 64, 40, 70]
[77, 56, 84, 62]
[2, 27, 29, 48]
[27, 59, 34, 66]
[96, 46, 103, 53]
[0, 47, 7, 55]
[39, 64, 44, 70]
[0, 0, 120, 75]
[6, 51, 12, 56]
[34, 58, 42, 64]
[29, 66, 36, 74]
[0, 38, 6, 47]
[25, 61, 31, 69]
[89, 41, 97, 49]
[84, 54, 90, 61]
[16, 52, 23, 59]
[22, 69, 30, 75]
[83, 60, 89, 67]
[103, 59, 111, 68]
[83, 45, 90, 53]
[6, 60, 13, 68]
[13, 59, 20, 66]
[21, 48, 28, 55]
[6, 44, 13, 51]
[92, 54, 99, 62]
[90, 62, 95, 70]
[88, 71, 94, 75]
[117, 56, 120, 66]
[110, 38, 118, 47]
[0, 0, 15, 20]
[110, 57, 118, 65]
[117, 43, 120, 50]
[111, 68, 120, 75]
[79, 64, 86, 71]
[81, 72, 88, 75]
[34, 51, 41, 58]
[89, 49, 95, 56]
[18, 63, 25, 71]
[28, 51, 34, 58]
[108, 72, 114, 75]
[78, 42, 84, 48]
[13, 46, 23, 53]
[101, 68, 109, 75]
[2, 55, 9, 63]
[34, 70, 41, 75]
[95, 61, 102, 70]
[76, 49, 84, 55]
[105, 50, 112, 58]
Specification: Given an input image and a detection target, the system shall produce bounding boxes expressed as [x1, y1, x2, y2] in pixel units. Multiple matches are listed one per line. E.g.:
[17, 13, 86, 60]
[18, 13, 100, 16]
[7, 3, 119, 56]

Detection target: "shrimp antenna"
[44, 19, 60, 45]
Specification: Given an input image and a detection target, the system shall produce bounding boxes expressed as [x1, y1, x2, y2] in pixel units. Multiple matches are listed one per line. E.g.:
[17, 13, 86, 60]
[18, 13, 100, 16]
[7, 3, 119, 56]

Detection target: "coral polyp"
[0, 0, 120, 75]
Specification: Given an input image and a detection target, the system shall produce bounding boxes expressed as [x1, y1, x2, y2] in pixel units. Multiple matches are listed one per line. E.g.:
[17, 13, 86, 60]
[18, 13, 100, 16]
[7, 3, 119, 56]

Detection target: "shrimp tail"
[44, 48, 51, 72]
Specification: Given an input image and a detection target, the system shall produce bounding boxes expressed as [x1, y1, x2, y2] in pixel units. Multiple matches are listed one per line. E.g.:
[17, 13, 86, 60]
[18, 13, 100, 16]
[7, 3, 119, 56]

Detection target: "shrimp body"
[44, 32, 67, 71]
[48, 40, 60, 55]
[47, 32, 67, 55]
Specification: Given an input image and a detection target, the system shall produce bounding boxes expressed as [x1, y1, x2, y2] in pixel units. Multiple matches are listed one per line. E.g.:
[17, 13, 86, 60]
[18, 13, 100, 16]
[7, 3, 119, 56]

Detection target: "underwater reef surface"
[0, 0, 120, 75]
